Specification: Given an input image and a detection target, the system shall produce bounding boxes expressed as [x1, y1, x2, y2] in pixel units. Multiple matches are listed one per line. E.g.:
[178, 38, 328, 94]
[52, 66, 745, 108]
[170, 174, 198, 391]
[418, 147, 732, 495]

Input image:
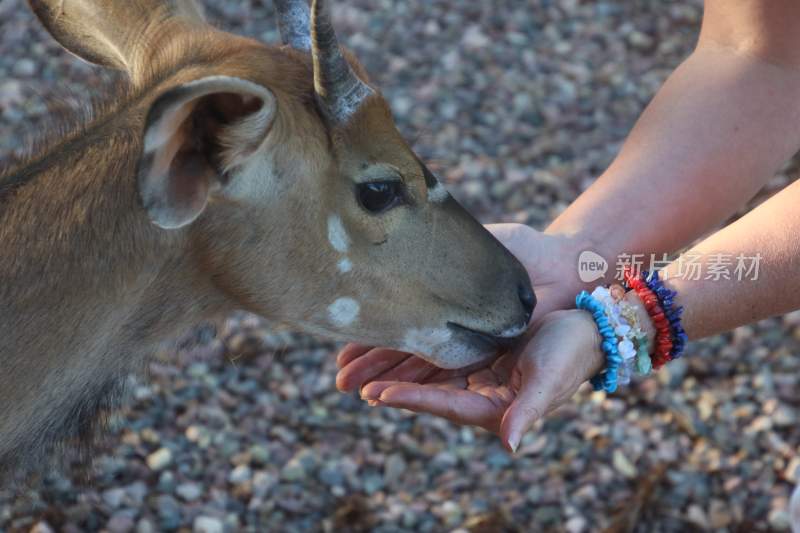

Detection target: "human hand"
[338, 309, 604, 451]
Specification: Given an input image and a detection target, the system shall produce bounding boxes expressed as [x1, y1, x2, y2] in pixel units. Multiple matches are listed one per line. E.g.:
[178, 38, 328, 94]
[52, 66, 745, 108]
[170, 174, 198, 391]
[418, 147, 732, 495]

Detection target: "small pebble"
[176, 482, 203, 502]
[193, 516, 224, 533]
[146, 448, 173, 471]
[11, 58, 35, 76]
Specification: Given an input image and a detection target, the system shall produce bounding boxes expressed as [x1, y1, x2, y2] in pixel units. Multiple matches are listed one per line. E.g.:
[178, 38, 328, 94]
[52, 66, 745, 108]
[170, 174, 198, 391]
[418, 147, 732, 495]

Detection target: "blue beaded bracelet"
[643, 270, 688, 359]
[576, 290, 623, 393]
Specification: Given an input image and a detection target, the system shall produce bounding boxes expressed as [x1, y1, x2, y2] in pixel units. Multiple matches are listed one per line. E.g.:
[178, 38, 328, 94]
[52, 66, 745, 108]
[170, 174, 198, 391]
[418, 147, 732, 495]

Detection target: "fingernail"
[360, 389, 377, 401]
[507, 435, 520, 454]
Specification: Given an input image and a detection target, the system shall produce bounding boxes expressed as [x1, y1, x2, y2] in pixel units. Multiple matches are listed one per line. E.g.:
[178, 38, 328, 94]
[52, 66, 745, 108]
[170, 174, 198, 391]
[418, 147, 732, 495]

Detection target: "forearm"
[661, 179, 800, 340]
[547, 43, 800, 287]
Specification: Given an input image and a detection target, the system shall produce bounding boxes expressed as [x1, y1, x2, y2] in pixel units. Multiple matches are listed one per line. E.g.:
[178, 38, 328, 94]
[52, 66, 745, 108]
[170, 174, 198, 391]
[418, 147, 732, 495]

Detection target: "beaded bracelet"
[576, 290, 623, 393]
[623, 267, 673, 369]
[615, 290, 653, 376]
[578, 266, 687, 390]
[590, 286, 638, 386]
[642, 270, 688, 359]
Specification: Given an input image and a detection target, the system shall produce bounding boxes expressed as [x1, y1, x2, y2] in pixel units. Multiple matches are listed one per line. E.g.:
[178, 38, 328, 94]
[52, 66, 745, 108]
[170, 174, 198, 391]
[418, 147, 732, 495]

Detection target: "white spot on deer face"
[402, 327, 453, 355]
[328, 297, 360, 327]
[427, 182, 449, 203]
[337, 258, 353, 273]
[327, 215, 349, 253]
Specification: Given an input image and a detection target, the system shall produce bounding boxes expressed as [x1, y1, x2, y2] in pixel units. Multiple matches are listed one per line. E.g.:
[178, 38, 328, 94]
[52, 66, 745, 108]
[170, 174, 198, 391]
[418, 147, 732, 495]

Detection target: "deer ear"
[29, 0, 205, 75]
[138, 76, 276, 229]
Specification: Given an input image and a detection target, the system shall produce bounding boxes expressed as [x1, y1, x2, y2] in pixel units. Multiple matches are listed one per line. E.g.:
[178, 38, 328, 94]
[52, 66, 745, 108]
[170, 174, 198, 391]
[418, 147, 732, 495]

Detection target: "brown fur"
[1, 0, 534, 481]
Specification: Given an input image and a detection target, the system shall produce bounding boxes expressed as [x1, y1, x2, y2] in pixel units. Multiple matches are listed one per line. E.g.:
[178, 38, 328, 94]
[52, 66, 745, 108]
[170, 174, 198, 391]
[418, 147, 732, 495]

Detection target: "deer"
[0, 0, 535, 478]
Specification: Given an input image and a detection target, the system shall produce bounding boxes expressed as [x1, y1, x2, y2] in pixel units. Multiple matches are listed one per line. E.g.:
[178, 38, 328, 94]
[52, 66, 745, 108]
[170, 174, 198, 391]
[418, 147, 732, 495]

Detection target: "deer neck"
[0, 108, 232, 473]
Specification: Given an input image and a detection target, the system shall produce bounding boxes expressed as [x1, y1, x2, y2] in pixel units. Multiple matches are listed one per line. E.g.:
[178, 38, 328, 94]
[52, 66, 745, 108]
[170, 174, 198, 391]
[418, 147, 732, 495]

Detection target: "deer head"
[29, 0, 535, 369]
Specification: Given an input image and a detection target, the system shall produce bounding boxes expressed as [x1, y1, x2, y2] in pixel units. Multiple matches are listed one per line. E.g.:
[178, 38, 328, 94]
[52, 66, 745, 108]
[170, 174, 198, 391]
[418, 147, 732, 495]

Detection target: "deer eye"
[356, 181, 404, 214]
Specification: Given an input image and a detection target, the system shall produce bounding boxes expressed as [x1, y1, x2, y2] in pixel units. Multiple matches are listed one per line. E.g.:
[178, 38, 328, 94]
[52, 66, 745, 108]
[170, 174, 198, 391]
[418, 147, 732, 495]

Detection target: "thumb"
[500, 378, 553, 453]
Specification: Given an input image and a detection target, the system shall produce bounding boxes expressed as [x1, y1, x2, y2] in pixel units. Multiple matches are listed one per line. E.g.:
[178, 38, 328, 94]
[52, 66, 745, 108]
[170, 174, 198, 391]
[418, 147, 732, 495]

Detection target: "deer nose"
[518, 283, 536, 323]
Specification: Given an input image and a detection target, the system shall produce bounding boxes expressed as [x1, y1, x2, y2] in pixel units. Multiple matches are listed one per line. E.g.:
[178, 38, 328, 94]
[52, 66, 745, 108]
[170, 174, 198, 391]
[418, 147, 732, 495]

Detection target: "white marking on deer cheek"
[328, 298, 360, 327]
[337, 258, 353, 273]
[327, 215, 350, 253]
[427, 183, 449, 203]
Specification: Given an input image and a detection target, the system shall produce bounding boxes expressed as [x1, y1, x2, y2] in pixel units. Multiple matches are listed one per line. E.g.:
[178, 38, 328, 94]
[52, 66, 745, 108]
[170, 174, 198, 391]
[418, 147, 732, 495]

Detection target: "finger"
[489, 352, 518, 381]
[336, 343, 373, 368]
[359, 372, 465, 401]
[371, 355, 440, 384]
[377, 384, 504, 432]
[335, 349, 410, 392]
[362, 377, 468, 400]
[499, 375, 554, 453]
[492, 385, 516, 405]
[360, 380, 402, 400]
[467, 369, 499, 387]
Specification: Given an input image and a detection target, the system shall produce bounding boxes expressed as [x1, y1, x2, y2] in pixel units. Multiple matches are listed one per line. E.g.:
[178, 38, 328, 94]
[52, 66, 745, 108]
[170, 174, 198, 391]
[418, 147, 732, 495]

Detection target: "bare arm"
[662, 178, 800, 339]
[548, 0, 800, 291]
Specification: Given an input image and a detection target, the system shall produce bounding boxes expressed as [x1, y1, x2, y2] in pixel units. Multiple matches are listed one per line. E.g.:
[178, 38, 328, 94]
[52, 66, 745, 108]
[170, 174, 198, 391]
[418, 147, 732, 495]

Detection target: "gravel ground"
[1, 0, 799, 531]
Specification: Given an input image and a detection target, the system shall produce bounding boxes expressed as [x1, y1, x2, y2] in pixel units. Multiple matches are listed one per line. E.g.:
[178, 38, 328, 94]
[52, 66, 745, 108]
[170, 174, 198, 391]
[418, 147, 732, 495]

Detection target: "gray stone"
[193, 516, 224, 533]
[102, 488, 126, 509]
[156, 495, 181, 531]
[176, 482, 203, 502]
[135, 519, 156, 533]
[228, 464, 252, 484]
[12, 58, 36, 77]
[384, 453, 406, 484]
[107, 513, 136, 533]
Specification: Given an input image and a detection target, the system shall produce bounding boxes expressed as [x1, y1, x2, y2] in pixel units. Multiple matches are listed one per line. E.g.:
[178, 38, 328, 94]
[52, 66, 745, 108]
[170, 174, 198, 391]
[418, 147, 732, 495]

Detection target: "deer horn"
[273, 0, 311, 51]
[310, 0, 373, 123]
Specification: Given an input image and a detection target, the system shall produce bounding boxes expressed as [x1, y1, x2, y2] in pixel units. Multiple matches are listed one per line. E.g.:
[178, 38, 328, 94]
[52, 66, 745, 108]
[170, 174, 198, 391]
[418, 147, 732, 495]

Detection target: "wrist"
[547, 309, 606, 379]
[578, 310, 607, 378]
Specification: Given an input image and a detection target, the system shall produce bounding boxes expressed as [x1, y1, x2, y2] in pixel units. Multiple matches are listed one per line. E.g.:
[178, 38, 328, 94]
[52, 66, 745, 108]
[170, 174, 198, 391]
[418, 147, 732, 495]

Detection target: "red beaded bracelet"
[623, 267, 672, 369]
